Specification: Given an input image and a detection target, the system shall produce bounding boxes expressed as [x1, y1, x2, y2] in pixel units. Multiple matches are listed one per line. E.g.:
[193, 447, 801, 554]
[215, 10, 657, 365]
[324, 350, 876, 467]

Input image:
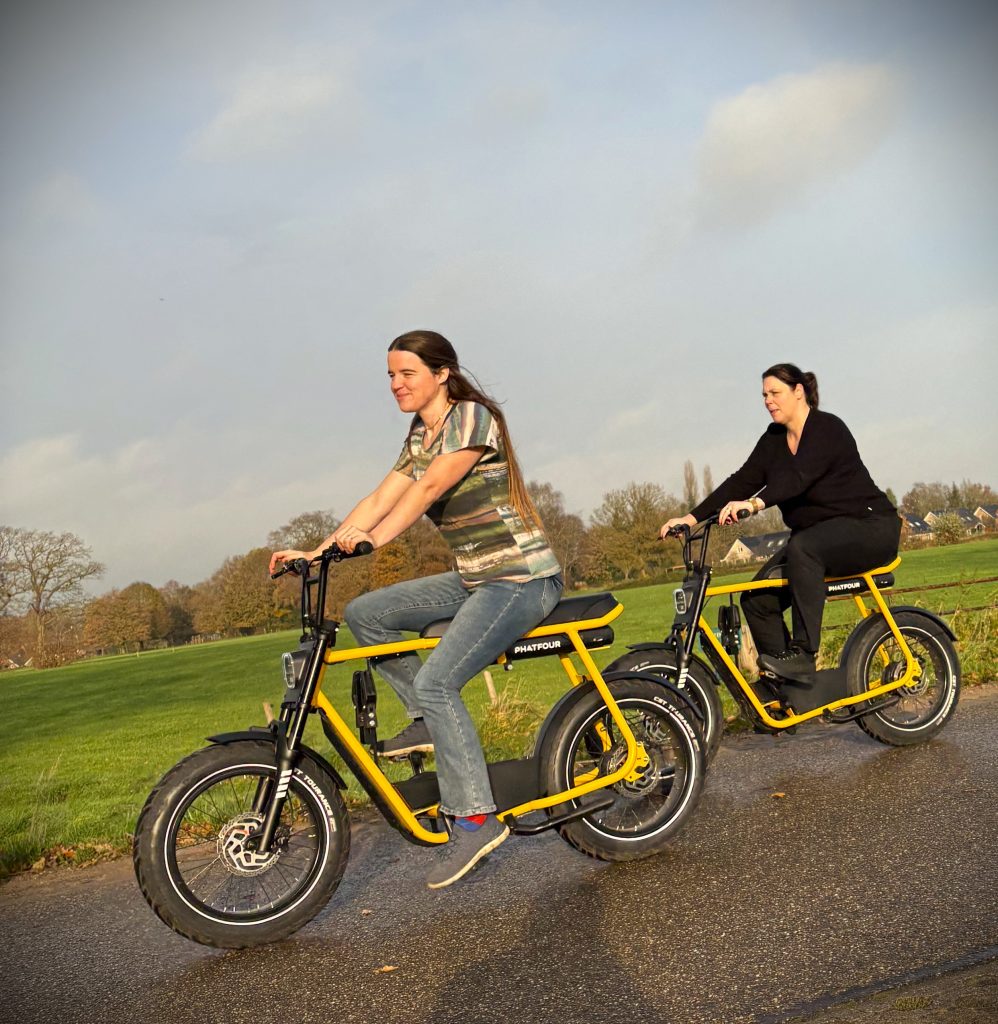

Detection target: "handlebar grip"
[320, 540, 375, 560]
[737, 508, 751, 520]
[270, 557, 308, 580]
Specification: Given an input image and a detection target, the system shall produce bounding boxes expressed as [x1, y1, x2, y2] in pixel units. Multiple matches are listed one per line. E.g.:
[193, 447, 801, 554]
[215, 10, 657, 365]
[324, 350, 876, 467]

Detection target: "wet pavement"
[2, 686, 996, 1024]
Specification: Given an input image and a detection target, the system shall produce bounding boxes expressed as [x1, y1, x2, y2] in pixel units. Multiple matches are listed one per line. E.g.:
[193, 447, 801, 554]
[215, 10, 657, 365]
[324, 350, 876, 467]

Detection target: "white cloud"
[0, 430, 377, 590]
[695, 63, 901, 227]
[189, 67, 348, 161]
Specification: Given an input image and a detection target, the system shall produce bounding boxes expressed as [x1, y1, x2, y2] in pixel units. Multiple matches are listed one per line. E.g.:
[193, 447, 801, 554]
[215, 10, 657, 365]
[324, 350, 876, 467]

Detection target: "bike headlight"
[281, 650, 308, 689]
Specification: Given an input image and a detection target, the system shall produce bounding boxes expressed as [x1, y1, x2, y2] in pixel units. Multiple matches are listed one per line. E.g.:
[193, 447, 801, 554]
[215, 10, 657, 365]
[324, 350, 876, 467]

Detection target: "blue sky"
[1, 1, 996, 590]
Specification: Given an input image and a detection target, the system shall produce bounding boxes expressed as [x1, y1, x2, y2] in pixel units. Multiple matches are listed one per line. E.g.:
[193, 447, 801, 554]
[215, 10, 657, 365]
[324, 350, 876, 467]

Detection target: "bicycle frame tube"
[314, 602, 643, 840]
[699, 557, 920, 729]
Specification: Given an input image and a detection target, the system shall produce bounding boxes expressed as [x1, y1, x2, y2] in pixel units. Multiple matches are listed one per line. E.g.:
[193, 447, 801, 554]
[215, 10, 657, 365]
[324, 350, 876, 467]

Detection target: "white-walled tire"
[133, 740, 350, 948]
[846, 612, 960, 746]
[541, 678, 704, 861]
[602, 648, 723, 761]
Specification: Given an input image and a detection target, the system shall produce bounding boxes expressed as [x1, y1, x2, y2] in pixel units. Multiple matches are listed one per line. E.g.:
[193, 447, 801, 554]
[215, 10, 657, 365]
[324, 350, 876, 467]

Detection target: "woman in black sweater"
[659, 363, 901, 683]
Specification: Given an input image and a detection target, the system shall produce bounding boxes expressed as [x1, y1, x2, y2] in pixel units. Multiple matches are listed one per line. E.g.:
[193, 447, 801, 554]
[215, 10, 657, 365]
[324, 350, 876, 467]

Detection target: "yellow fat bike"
[133, 544, 705, 948]
[602, 512, 960, 760]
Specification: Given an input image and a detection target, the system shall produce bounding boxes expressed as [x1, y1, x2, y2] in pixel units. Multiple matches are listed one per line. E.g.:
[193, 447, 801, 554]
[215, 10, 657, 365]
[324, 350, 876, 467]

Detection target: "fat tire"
[603, 647, 724, 761]
[133, 740, 350, 948]
[541, 678, 704, 862]
[845, 611, 960, 746]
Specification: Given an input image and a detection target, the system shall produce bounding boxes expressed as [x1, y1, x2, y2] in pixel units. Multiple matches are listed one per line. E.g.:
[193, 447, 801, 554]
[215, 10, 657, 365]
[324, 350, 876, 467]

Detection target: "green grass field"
[1, 538, 995, 878]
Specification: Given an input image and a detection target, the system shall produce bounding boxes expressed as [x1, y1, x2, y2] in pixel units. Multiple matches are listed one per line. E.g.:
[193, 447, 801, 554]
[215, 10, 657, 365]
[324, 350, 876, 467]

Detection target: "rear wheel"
[541, 678, 704, 861]
[602, 647, 723, 761]
[845, 612, 960, 746]
[134, 740, 350, 948]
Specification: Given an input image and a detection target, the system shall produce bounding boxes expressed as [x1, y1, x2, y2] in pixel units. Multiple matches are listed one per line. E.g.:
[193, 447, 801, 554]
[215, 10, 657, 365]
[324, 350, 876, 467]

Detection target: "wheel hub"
[602, 744, 659, 799]
[881, 658, 927, 697]
[217, 814, 288, 876]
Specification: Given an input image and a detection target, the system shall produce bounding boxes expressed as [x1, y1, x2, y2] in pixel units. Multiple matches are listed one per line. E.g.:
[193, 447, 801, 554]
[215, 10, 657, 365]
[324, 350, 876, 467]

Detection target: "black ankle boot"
[757, 646, 816, 683]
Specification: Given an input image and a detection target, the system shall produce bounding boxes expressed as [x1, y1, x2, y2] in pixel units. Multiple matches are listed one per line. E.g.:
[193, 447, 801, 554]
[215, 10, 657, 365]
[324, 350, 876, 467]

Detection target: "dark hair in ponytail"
[762, 363, 819, 409]
[388, 330, 541, 527]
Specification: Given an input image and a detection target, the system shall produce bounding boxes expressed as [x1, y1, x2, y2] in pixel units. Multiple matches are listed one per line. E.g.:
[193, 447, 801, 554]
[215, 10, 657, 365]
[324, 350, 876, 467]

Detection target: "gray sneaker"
[377, 719, 434, 757]
[426, 815, 510, 889]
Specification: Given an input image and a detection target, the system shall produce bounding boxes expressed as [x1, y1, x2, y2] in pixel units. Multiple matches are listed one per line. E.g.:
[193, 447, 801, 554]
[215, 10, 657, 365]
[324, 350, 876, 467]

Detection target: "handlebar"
[270, 541, 374, 580]
[664, 507, 750, 539]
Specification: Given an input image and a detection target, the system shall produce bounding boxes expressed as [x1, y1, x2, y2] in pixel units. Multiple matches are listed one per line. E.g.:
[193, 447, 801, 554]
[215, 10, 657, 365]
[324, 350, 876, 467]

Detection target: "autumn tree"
[159, 580, 196, 645]
[589, 482, 681, 582]
[213, 548, 291, 634]
[403, 517, 453, 578]
[528, 481, 586, 587]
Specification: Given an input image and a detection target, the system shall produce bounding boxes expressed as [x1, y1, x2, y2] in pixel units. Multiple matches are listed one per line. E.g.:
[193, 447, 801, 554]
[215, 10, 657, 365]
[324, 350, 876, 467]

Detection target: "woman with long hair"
[660, 363, 900, 683]
[270, 330, 562, 888]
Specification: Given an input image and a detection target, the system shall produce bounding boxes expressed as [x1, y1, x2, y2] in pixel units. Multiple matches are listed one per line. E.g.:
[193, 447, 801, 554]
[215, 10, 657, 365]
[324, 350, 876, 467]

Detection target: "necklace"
[421, 402, 452, 446]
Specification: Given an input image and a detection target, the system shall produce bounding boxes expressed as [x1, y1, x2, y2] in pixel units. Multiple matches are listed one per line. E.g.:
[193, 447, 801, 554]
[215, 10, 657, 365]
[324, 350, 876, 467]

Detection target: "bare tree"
[267, 510, 340, 552]
[682, 460, 699, 510]
[0, 525, 17, 616]
[702, 465, 714, 501]
[8, 529, 103, 662]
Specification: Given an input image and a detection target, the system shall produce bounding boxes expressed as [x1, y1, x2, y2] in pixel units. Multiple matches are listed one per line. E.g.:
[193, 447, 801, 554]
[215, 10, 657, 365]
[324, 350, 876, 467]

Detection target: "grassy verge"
[1, 539, 994, 878]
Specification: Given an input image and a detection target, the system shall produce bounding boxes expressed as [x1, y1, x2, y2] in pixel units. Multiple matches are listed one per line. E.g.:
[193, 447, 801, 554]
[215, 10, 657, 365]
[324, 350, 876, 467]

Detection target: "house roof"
[722, 531, 790, 561]
[975, 504, 998, 518]
[901, 512, 933, 534]
[927, 508, 979, 527]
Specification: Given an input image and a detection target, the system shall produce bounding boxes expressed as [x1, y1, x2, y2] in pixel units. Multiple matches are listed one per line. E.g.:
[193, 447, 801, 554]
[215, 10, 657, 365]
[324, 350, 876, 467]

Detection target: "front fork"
[251, 630, 333, 853]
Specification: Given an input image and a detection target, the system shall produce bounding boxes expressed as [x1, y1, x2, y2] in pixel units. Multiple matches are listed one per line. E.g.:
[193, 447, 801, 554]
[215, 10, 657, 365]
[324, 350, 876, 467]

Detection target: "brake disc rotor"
[217, 813, 287, 876]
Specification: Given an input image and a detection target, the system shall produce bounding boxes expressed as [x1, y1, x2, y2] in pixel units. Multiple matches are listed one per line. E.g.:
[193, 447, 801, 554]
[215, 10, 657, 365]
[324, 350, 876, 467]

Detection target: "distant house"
[900, 512, 934, 543]
[925, 508, 984, 534]
[974, 504, 998, 530]
[721, 531, 790, 565]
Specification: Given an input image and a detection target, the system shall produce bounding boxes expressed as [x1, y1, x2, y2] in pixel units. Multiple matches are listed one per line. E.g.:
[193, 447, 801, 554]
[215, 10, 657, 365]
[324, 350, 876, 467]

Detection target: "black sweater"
[690, 409, 896, 532]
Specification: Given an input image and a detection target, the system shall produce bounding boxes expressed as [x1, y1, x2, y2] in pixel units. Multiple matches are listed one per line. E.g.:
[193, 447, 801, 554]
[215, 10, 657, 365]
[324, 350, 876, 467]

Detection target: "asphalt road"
[3, 688, 997, 1024]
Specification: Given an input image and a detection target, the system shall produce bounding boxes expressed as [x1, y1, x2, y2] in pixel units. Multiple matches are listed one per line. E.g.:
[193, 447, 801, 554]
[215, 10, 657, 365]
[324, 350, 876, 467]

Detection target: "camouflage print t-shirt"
[393, 401, 561, 586]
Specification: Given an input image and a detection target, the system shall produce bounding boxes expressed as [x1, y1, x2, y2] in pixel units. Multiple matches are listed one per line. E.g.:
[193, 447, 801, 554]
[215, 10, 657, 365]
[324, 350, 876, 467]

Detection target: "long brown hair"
[388, 330, 541, 527]
[762, 362, 820, 409]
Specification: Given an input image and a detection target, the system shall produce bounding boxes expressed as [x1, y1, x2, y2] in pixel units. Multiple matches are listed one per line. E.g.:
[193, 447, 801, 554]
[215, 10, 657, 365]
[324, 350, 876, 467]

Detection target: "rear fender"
[838, 605, 956, 670]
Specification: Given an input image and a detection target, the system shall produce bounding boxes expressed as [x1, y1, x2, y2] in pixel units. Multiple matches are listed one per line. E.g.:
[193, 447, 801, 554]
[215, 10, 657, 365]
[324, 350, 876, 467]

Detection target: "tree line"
[2, 473, 994, 669]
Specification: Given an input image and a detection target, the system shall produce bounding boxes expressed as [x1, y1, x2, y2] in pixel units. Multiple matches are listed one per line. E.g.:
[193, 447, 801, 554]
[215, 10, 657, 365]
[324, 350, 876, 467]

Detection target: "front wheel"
[133, 740, 350, 948]
[602, 647, 724, 761]
[541, 678, 705, 861]
[845, 612, 961, 746]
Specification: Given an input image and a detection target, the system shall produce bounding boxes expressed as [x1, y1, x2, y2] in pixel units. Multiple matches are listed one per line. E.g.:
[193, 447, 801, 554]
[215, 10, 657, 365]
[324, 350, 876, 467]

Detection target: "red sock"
[455, 814, 488, 831]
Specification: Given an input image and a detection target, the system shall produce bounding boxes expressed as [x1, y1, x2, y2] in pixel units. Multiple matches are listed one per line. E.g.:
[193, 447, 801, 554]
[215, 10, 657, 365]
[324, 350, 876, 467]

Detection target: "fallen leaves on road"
[375, 965, 399, 974]
[771, 792, 787, 799]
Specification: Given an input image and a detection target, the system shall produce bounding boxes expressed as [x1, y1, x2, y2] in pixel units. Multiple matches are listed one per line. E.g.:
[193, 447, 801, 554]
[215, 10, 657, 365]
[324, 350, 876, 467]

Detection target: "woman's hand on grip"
[331, 524, 376, 554]
[659, 514, 696, 539]
[269, 549, 311, 575]
[718, 500, 755, 526]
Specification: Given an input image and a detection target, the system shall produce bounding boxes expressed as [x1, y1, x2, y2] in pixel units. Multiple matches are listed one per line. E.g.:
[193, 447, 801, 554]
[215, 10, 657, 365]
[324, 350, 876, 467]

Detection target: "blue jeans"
[344, 572, 563, 817]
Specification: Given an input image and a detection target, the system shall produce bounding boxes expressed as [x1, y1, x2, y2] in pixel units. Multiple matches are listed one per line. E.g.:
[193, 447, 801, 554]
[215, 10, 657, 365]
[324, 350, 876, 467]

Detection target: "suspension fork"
[673, 566, 712, 677]
[252, 629, 334, 853]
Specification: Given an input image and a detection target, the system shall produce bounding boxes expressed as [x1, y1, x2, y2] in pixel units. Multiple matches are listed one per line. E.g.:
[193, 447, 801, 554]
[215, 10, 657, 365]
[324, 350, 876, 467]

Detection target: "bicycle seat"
[755, 558, 899, 597]
[419, 591, 619, 639]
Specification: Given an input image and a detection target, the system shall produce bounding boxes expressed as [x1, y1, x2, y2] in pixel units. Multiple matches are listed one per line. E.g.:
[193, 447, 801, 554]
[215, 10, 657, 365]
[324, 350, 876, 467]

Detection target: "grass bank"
[1, 539, 995, 877]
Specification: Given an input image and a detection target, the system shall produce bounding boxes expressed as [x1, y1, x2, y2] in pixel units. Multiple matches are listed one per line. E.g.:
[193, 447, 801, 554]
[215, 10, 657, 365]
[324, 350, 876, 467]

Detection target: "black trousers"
[740, 515, 901, 657]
